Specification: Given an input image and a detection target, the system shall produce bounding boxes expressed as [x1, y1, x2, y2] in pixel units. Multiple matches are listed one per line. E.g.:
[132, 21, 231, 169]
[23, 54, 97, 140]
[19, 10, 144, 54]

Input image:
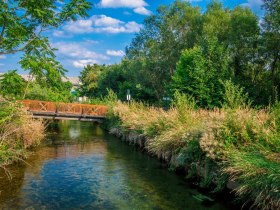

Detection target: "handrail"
[19, 100, 108, 117]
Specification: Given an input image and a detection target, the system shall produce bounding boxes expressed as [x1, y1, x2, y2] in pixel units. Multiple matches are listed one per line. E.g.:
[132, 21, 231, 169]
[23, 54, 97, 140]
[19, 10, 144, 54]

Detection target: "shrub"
[109, 99, 280, 209]
[0, 100, 45, 166]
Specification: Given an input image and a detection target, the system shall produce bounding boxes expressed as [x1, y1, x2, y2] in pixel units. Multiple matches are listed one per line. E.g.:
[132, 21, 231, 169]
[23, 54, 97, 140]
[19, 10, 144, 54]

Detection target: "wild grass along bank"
[106, 92, 280, 210]
[0, 99, 45, 172]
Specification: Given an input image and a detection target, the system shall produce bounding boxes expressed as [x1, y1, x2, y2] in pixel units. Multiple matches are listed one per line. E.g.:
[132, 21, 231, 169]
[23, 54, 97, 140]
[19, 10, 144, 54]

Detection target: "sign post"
[126, 89, 131, 103]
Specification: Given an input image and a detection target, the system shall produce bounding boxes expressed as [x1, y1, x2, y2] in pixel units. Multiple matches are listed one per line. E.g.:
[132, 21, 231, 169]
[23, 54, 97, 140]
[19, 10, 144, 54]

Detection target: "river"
[0, 121, 237, 210]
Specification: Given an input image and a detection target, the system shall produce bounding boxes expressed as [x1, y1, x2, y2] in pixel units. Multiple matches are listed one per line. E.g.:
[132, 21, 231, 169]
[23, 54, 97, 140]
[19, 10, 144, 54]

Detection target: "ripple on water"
[0, 121, 237, 210]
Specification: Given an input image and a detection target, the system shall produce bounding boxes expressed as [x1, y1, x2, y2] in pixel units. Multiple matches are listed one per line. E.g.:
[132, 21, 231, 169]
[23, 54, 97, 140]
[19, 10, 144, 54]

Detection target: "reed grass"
[0, 100, 45, 167]
[108, 98, 280, 209]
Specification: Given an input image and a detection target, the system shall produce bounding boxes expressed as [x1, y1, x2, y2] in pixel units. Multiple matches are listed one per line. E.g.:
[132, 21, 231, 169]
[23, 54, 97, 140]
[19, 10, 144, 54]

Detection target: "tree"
[262, 0, 280, 102]
[0, 0, 91, 98]
[125, 0, 202, 100]
[79, 64, 106, 97]
[171, 42, 231, 108]
[0, 70, 26, 98]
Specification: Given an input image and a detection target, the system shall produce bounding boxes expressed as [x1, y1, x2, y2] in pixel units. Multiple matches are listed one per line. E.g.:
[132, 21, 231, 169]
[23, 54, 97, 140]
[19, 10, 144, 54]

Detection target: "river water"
[0, 121, 237, 210]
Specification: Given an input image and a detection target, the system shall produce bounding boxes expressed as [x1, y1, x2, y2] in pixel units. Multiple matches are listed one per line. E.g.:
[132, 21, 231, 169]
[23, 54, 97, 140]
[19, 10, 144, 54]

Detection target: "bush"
[109, 99, 280, 209]
[222, 80, 251, 109]
[25, 83, 73, 102]
[0, 100, 45, 166]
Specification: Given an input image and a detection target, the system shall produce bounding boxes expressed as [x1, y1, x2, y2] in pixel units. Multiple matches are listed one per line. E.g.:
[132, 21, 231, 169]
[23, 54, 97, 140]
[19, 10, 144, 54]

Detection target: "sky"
[0, 0, 264, 76]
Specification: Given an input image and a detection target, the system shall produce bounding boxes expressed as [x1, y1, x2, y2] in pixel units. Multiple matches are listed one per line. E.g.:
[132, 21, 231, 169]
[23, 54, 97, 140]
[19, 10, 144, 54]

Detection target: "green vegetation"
[0, 0, 279, 208]
[76, 2, 280, 207]
[0, 99, 45, 170]
[106, 87, 280, 209]
[80, 0, 279, 108]
[0, 0, 92, 168]
[0, 70, 26, 99]
[0, 0, 91, 102]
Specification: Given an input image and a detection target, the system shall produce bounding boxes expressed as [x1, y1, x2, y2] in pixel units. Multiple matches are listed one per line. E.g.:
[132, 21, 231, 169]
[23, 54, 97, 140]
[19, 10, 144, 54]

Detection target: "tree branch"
[0, 21, 6, 45]
[0, 24, 44, 55]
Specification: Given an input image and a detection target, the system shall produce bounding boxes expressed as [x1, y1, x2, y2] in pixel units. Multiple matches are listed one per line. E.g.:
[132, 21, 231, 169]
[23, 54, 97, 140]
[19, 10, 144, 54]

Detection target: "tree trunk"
[22, 74, 33, 99]
[271, 54, 279, 102]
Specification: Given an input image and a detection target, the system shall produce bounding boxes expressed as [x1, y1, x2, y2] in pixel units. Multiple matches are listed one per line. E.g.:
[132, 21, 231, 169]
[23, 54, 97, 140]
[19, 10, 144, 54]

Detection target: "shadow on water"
[0, 121, 238, 210]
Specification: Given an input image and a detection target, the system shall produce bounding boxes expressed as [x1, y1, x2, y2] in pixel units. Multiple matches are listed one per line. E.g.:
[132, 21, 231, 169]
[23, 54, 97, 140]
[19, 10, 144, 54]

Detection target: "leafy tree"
[262, 0, 280, 102]
[126, 0, 202, 99]
[78, 0, 279, 108]
[172, 43, 231, 108]
[79, 64, 106, 97]
[0, 70, 26, 98]
[96, 64, 126, 99]
[26, 82, 73, 102]
[0, 0, 91, 98]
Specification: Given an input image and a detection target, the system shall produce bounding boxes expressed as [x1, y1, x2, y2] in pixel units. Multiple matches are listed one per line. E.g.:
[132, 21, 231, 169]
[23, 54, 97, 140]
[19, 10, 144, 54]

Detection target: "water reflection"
[0, 121, 236, 210]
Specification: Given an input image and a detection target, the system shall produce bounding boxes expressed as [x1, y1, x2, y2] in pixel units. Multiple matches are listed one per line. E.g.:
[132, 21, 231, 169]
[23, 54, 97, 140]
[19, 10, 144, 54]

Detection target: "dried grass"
[110, 101, 280, 209]
[0, 102, 45, 166]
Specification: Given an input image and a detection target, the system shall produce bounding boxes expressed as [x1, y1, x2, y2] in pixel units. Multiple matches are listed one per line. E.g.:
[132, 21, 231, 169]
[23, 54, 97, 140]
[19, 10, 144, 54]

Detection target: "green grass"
[0, 100, 45, 167]
[106, 97, 280, 209]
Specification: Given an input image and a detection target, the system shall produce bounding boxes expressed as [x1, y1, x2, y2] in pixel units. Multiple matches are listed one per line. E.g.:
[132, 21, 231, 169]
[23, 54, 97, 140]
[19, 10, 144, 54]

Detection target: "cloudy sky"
[0, 0, 263, 76]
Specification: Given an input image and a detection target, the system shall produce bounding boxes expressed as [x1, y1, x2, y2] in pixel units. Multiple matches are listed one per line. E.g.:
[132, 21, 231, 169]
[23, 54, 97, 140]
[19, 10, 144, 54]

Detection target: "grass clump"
[0, 99, 45, 167]
[107, 88, 280, 209]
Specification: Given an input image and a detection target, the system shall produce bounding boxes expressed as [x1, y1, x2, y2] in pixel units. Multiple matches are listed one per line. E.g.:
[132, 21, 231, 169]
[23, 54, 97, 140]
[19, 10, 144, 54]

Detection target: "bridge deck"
[20, 100, 107, 122]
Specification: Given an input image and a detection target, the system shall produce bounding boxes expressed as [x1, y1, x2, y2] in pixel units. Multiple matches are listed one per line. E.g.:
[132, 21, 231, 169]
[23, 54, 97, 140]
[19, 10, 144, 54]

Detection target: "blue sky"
[0, 0, 263, 76]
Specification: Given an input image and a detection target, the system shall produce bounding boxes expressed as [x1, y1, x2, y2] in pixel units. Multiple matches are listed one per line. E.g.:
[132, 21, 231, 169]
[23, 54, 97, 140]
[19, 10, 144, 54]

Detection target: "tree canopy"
[0, 0, 91, 100]
[78, 0, 279, 108]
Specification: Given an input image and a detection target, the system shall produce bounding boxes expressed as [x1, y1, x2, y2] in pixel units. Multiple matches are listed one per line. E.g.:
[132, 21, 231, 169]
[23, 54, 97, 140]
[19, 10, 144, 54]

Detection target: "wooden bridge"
[20, 100, 108, 122]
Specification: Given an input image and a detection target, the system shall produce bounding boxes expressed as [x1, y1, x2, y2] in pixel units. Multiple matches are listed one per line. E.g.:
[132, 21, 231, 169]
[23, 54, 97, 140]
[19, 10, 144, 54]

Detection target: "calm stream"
[0, 121, 237, 210]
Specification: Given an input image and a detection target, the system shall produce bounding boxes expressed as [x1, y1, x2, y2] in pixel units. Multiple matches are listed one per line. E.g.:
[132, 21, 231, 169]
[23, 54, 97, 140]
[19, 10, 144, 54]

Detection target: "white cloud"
[241, 0, 263, 10]
[52, 42, 109, 68]
[92, 15, 123, 26]
[61, 15, 141, 34]
[0, 63, 4, 66]
[0, 55, 6, 59]
[83, 39, 99, 45]
[133, 7, 152, 16]
[53, 30, 72, 38]
[99, 0, 151, 16]
[63, 19, 93, 34]
[53, 42, 108, 60]
[94, 21, 141, 34]
[99, 0, 147, 8]
[106, 50, 125, 57]
[73, 59, 99, 68]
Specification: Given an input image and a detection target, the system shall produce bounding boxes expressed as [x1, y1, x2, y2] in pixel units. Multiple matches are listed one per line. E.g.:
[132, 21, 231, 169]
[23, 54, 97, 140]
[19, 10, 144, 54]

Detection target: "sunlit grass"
[108, 98, 280, 209]
[0, 100, 45, 167]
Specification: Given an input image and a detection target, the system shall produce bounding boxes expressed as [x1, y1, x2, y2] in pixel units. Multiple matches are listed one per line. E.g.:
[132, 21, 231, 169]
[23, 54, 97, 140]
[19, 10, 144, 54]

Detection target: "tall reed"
[0, 100, 45, 167]
[108, 98, 280, 209]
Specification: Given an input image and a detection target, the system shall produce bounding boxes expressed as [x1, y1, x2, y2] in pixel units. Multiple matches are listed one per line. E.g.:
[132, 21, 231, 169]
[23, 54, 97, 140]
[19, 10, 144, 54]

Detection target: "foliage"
[79, 0, 279, 108]
[0, 100, 45, 167]
[25, 82, 73, 102]
[222, 80, 251, 109]
[171, 43, 231, 108]
[262, 0, 280, 102]
[0, 70, 26, 99]
[0, 0, 91, 99]
[109, 100, 280, 209]
[79, 64, 106, 97]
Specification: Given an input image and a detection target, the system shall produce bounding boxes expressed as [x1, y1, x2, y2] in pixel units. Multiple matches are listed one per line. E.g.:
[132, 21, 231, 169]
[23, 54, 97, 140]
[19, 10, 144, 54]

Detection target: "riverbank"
[105, 100, 280, 210]
[0, 100, 45, 171]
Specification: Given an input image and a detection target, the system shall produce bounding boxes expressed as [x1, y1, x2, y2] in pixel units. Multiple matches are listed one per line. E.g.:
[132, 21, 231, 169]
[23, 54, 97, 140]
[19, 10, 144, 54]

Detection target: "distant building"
[0, 73, 80, 87]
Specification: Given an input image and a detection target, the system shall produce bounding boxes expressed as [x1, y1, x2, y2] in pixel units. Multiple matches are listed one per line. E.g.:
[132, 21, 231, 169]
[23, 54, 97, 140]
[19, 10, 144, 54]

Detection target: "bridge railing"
[19, 100, 108, 117]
